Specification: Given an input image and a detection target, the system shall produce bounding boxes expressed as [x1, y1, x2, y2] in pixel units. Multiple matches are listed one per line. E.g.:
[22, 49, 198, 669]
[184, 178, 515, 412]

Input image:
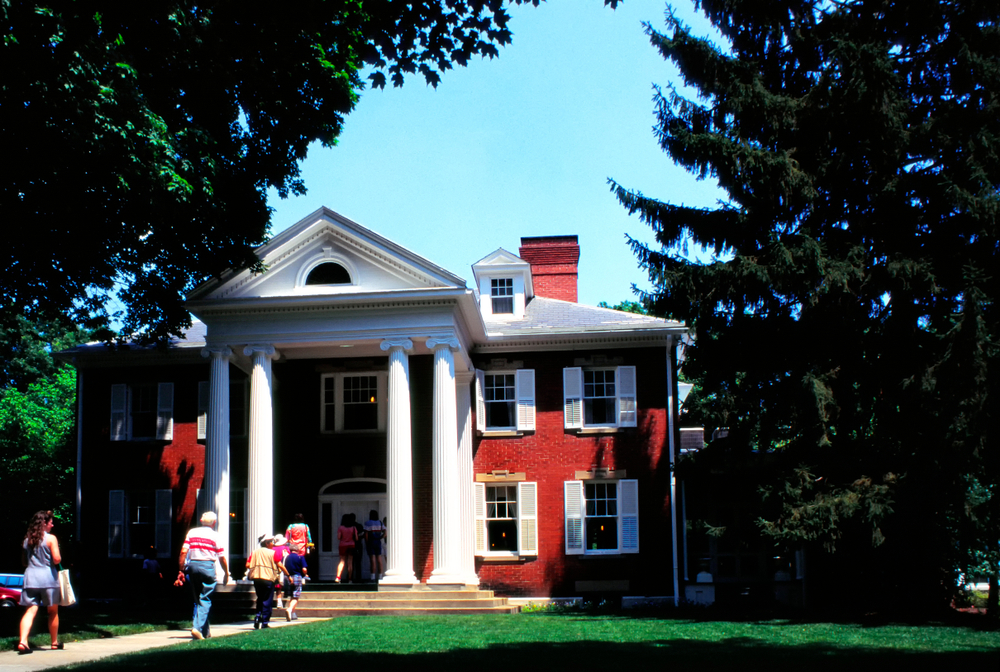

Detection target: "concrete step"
[303, 590, 498, 600]
[294, 585, 519, 616]
[297, 598, 510, 609]
[296, 606, 519, 617]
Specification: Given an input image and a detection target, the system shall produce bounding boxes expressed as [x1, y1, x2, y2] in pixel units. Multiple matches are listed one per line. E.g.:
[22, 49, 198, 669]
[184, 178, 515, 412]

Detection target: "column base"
[427, 570, 468, 585]
[379, 571, 419, 586]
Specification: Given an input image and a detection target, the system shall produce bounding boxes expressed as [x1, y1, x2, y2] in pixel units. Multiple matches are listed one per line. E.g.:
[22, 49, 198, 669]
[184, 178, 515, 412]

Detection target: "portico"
[188, 208, 484, 586]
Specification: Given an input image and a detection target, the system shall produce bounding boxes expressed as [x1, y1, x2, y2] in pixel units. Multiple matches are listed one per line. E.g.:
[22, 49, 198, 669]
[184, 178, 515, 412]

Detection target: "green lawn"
[44, 612, 1000, 671]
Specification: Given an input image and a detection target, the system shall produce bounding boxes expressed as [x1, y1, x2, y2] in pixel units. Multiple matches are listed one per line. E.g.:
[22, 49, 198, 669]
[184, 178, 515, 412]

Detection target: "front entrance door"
[317, 493, 386, 581]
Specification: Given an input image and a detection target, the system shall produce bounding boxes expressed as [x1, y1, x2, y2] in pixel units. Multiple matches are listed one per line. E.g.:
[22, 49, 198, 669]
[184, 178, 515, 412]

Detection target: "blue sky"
[267, 0, 724, 307]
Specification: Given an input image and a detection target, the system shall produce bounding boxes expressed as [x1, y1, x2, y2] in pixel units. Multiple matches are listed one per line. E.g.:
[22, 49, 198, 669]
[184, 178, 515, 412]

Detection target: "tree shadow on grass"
[61, 635, 999, 672]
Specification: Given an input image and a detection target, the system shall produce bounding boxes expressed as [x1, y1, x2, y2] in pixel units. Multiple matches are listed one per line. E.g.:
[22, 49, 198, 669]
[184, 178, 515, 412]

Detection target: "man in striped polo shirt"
[177, 512, 230, 640]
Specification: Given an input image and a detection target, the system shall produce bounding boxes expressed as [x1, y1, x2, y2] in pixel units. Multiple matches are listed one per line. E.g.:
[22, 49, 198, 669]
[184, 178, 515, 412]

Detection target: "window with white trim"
[108, 489, 172, 558]
[485, 373, 515, 428]
[491, 278, 514, 314]
[475, 369, 535, 432]
[321, 372, 386, 433]
[475, 481, 537, 556]
[110, 383, 173, 441]
[563, 366, 636, 429]
[197, 380, 248, 440]
[564, 479, 639, 555]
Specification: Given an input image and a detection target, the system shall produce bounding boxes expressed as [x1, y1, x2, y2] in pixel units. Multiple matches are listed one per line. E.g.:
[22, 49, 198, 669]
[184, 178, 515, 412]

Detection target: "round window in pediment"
[306, 262, 352, 285]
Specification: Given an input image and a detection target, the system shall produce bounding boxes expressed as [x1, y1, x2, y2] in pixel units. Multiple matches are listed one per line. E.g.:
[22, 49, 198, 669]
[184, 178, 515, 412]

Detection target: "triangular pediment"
[472, 247, 528, 269]
[189, 207, 466, 302]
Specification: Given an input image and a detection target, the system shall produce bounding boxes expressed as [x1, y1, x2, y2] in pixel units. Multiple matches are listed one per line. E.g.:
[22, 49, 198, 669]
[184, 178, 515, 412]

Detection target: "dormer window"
[306, 262, 351, 285]
[471, 247, 533, 321]
[491, 278, 514, 314]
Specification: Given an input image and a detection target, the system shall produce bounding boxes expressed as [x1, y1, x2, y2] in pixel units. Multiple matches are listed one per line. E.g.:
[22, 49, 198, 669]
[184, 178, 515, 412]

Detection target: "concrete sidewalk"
[0, 617, 316, 671]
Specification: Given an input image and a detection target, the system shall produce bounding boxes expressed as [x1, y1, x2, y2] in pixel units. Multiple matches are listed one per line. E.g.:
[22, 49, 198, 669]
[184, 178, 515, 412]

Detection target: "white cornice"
[188, 288, 466, 319]
[474, 332, 675, 353]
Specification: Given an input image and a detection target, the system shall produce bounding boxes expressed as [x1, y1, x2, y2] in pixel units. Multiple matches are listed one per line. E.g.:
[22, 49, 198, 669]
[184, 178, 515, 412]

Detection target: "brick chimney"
[518, 235, 580, 303]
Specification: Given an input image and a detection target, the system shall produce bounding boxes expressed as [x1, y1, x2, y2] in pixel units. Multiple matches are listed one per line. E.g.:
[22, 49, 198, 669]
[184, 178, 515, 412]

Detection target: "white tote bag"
[58, 567, 76, 607]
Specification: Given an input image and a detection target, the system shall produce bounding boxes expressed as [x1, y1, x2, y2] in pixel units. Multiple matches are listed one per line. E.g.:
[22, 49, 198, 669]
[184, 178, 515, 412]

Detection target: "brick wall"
[78, 363, 209, 586]
[78, 346, 677, 597]
[471, 347, 675, 597]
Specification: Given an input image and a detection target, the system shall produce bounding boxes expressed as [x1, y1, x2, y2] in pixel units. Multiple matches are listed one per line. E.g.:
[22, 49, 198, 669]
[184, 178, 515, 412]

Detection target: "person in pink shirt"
[335, 514, 357, 583]
[285, 513, 313, 556]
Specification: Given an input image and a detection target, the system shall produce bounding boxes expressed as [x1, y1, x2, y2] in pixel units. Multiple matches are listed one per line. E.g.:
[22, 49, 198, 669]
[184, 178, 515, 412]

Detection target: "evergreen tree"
[612, 1, 999, 614]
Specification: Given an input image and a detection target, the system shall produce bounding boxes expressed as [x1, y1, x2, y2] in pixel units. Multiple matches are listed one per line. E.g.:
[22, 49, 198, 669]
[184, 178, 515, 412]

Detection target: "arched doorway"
[317, 478, 387, 581]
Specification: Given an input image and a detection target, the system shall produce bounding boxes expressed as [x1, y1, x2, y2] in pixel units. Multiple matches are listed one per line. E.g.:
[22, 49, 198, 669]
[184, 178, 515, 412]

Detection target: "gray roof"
[485, 296, 683, 337]
[55, 321, 207, 363]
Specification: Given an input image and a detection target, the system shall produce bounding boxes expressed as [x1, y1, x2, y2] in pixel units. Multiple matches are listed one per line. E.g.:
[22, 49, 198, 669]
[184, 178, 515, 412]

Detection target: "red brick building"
[61, 208, 687, 601]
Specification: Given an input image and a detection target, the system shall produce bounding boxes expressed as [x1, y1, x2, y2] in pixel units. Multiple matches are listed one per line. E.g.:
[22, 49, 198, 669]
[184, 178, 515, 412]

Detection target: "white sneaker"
[191, 629, 204, 640]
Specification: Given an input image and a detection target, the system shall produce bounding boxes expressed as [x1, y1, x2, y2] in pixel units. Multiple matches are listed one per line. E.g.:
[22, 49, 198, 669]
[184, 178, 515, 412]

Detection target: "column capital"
[201, 346, 233, 360]
[380, 338, 414, 352]
[426, 336, 461, 352]
[243, 344, 279, 359]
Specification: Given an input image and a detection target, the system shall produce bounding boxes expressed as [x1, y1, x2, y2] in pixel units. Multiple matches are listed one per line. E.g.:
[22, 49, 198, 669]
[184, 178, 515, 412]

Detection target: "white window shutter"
[617, 366, 637, 427]
[108, 490, 125, 557]
[620, 479, 640, 553]
[197, 381, 210, 440]
[474, 370, 485, 433]
[155, 489, 172, 557]
[156, 382, 174, 440]
[516, 369, 535, 431]
[564, 480, 585, 555]
[563, 367, 583, 429]
[518, 481, 538, 556]
[110, 385, 127, 441]
[474, 482, 487, 555]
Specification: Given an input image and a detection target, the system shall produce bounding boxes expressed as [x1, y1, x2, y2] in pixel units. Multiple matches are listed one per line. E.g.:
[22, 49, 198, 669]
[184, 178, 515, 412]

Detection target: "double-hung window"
[110, 383, 174, 441]
[564, 479, 639, 555]
[320, 372, 386, 433]
[562, 366, 636, 429]
[197, 380, 249, 439]
[108, 489, 172, 558]
[475, 481, 538, 556]
[490, 278, 514, 314]
[475, 369, 535, 432]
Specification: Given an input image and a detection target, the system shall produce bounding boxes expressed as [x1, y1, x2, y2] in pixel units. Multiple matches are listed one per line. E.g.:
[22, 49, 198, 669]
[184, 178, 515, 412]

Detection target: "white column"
[379, 338, 418, 586]
[245, 344, 278, 556]
[456, 370, 479, 585]
[202, 347, 232, 575]
[427, 337, 464, 584]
